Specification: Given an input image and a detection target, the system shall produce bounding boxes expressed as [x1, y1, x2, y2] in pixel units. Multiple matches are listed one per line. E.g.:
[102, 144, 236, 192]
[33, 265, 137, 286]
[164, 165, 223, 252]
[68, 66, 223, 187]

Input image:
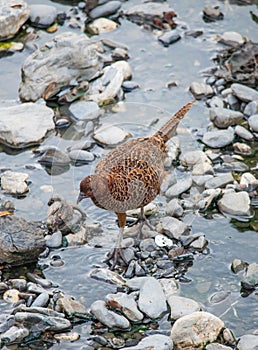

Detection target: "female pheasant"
[77, 101, 195, 269]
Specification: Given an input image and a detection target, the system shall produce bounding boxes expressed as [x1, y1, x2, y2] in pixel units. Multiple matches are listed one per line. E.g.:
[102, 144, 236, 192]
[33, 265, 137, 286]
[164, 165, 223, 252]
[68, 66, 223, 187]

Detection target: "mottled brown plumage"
[78, 101, 195, 269]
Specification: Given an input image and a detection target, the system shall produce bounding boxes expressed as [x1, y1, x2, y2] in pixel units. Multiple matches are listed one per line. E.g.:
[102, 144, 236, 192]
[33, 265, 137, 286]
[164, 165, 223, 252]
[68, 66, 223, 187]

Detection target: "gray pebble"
[68, 149, 95, 163]
[205, 173, 234, 189]
[218, 191, 250, 216]
[29, 4, 57, 28]
[125, 334, 173, 350]
[159, 216, 188, 240]
[165, 198, 184, 217]
[243, 101, 258, 116]
[209, 107, 243, 128]
[168, 295, 201, 320]
[189, 82, 213, 99]
[235, 125, 254, 141]
[158, 32, 181, 47]
[45, 231, 63, 249]
[202, 128, 234, 148]
[231, 83, 258, 103]
[248, 114, 258, 132]
[89, 1, 121, 19]
[31, 292, 49, 307]
[69, 101, 100, 121]
[165, 177, 192, 198]
[237, 334, 258, 350]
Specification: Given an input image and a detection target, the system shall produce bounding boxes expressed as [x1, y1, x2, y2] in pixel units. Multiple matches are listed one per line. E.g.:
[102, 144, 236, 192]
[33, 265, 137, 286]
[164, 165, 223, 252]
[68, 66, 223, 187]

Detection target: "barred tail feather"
[155, 100, 196, 141]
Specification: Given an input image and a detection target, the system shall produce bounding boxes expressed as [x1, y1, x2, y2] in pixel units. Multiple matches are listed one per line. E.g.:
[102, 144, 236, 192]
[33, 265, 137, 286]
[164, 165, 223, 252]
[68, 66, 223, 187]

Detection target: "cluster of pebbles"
[0, 0, 258, 349]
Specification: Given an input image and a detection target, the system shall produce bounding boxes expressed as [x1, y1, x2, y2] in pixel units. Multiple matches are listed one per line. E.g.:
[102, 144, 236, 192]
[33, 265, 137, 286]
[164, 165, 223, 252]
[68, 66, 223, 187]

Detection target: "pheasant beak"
[77, 192, 86, 204]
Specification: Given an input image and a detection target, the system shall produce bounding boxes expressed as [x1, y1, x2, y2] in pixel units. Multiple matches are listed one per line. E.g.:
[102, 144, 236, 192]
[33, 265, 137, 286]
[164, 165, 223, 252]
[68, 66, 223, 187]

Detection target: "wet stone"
[237, 334, 258, 350]
[0, 0, 30, 40]
[166, 198, 184, 217]
[14, 312, 71, 331]
[29, 5, 57, 28]
[159, 216, 188, 240]
[189, 82, 213, 100]
[203, 5, 224, 22]
[235, 125, 254, 141]
[209, 108, 243, 129]
[68, 149, 95, 163]
[206, 344, 233, 350]
[0, 326, 29, 345]
[138, 277, 167, 319]
[0, 171, 29, 195]
[31, 292, 49, 308]
[218, 31, 245, 47]
[205, 173, 234, 189]
[9, 279, 27, 292]
[90, 268, 126, 286]
[69, 101, 100, 121]
[233, 142, 252, 155]
[218, 191, 250, 216]
[122, 81, 139, 92]
[240, 172, 256, 186]
[165, 177, 192, 198]
[202, 128, 234, 148]
[231, 83, 258, 103]
[89, 1, 121, 19]
[88, 18, 118, 34]
[93, 124, 131, 146]
[244, 101, 258, 116]
[0, 216, 46, 266]
[243, 262, 258, 287]
[125, 334, 173, 350]
[248, 114, 258, 132]
[90, 300, 130, 329]
[0, 102, 54, 149]
[158, 32, 181, 47]
[170, 311, 224, 350]
[56, 296, 87, 317]
[168, 295, 201, 320]
[231, 259, 248, 274]
[45, 231, 63, 249]
[106, 292, 144, 322]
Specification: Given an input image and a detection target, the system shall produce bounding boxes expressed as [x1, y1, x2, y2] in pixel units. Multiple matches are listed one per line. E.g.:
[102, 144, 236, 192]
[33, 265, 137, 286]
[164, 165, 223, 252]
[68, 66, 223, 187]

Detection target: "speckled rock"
[0, 171, 29, 195]
[170, 311, 224, 350]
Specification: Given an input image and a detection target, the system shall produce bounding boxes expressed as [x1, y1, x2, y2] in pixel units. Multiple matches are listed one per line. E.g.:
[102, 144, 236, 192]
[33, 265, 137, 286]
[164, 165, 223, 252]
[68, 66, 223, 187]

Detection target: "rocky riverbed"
[0, 0, 258, 349]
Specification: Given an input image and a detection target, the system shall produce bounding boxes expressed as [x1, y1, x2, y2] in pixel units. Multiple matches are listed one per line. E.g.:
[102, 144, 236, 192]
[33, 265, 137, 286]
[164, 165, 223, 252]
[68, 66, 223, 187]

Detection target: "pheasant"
[77, 101, 195, 269]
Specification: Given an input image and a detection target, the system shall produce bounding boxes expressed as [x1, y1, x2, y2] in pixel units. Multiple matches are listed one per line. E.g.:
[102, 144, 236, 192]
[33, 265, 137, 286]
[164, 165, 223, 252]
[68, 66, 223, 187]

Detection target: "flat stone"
[237, 334, 258, 350]
[0, 171, 29, 195]
[19, 32, 103, 102]
[165, 198, 184, 217]
[231, 83, 258, 103]
[29, 4, 57, 28]
[203, 5, 224, 22]
[93, 123, 131, 146]
[89, 1, 121, 19]
[180, 150, 209, 166]
[205, 173, 234, 189]
[125, 334, 173, 350]
[235, 125, 254, 141]
[233, 142, 252, 155]
[244, 101, 258, 116]
[0, 326, 29, 344]
[106, 292, 143, 322]
[165, 177, 192, 198]
[189, 82, 213, 100]
[138, 277, 167, 319]
[159, 216, 188, 239]
[206, 344, 233, 350]
[69, 101, 100, 120]
[192, 175, 214, 187]
[170, 311, 224, 350]
[0, 0, 30, 40]
[248, 114, 258, 132]
[168, 295, 201, 320]
[202, 128, 234, 148]
[90, 300, 130, 329]
[159, 278, 180, 298]
[68, 149, 95, 163]
[192, 161, 214, 176]
[125, 2, 173, 23]
[0, 102, 54, 149]
[56, 296, 87, 317]
[209, 107, 243, 128]
[218, 191, 250, 216]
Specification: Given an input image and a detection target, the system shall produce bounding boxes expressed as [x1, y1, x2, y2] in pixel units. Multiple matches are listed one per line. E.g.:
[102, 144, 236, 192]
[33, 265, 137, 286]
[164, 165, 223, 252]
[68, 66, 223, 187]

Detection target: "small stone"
[125, 334, 173, 350]
[106, 292, 144, 322]
[159, 278, 180, 298]
[9, 279, 27, 292]
[231, 258, 248, 274]
[0, 171, 29, 195]
[56, 296, 87, 317]
[54, 332, 80, 342]
[218, 191, 250, 216]
[235, 125, 254, 141]
[209, 108, 243, 129]
[68, 150, 95, 163]
[205, 173, 234, 189]
[138, 277, 167, 318]
[170, 311, 224, 350]
[237, 334, 258, 350]
[89, 1, 121, 19]
[90, 300, 130, 329]
[159, 216, 188, 239]
[189, 82, 213, 99]
[93, 124, 131, 146]
[168, 295, 201, 320]
[165, 177, 192, 198]
[45, 231, 63, 248]
[90, 268, 126, 286]
[207, 96, 224, 109]
[3, 289, 20, 304]
[233, 142, 252, 155]
[69, 101, 100, 121]
[88, 18, 118, 34]
[240, 172, 256, 186]
[206, 344, 233, 350]
[244, 262, 258, 287]
[192, 175, 214, 187]
[218, 31, 245, 47]
[122, 81, 139, 92]
[158, 32, 181, 47]
[248, 114, 258, 132]
[31, 292, 49, 307]
[165, 198, 184, 217]
[203, 5, 224, 22]
[202, 128, 234, 148]
[0, 326, 29, 344]
[189, 235, 207, 249]
[192, 162, 214, 176]
[112, 60, 132, 80]
[244, 101, 258, 116]
[231, 83, 258, 103]
[29, 4, 57, 28]
[154, 234, 173, 248]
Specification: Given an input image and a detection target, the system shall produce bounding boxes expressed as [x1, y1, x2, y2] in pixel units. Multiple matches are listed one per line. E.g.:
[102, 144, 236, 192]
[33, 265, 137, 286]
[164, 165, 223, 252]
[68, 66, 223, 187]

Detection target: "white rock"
[237, 334, 258, 350]
[240, 172, 256, 186]
[218, 31, 245, 46]
[125, 334, 173, 350]
[0, 0, 30, 40]
[165, 177, 192, 198]
[29, 4, 57, 28]
[1, 171, 29, 195]
[235, 125, 254, 141]
[112, 60, 132, 80]
[205, 173, 234, 189]
[165, 198, 184, 217]
[189, 82, 213, 99]
[106, 292, 143, 322]
[138, 277, 167, 318]
[93, 123, 131, 146]
[248, 114, 258, 132]
[69, 101, 100, 120]
[0, 102, 54, 148]
[170, 311, 224, 350]
[168, 295, 201, 320]
[159, 216, 188, 239]
[88, 18, 117, 34]
[231, 83, 258, 103]
[159, 278, 180, 298]
[218, 191, 250, 216]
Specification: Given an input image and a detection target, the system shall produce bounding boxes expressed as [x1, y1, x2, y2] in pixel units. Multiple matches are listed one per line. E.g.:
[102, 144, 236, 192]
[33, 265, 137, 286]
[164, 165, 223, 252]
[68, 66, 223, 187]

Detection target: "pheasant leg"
[104, 227, 128, 270]
[136, 207, 155, 241]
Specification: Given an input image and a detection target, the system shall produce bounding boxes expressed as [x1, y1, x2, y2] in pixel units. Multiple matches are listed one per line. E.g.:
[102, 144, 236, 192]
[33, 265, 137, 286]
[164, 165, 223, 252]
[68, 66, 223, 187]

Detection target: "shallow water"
[0, 0, 258, 346]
